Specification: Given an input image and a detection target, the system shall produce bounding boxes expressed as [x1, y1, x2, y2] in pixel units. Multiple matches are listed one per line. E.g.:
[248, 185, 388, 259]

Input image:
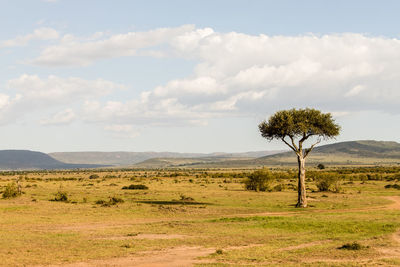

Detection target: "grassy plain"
[0, 167, 399, 266]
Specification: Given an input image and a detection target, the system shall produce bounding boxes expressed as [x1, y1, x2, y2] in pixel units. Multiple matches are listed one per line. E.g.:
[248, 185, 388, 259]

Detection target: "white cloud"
[4, 26, 400, 130]
[345, 85, 365, 97]
[40, 108, 75, 125]
[7, 74, 123, 105]
[0, 75, 124, 124]
[32, 25, 195, 66]
[104, 124, 140, 138]
[47, 28, 397, 127]
[1, 27, 59, 47]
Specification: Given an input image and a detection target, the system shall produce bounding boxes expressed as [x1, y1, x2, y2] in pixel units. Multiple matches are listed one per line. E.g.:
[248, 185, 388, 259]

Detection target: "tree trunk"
[296, 155, 307, 208]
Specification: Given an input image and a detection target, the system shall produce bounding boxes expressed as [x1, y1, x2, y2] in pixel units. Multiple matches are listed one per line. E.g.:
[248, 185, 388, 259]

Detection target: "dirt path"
[47, 245, 262, 267]
[376, 196, 400, 259]
[49, 246, 215, 267]
[384, 196, 400, 210]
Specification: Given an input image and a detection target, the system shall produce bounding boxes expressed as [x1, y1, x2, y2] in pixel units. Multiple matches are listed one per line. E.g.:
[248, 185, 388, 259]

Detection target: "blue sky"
[1, 0, 400, 153]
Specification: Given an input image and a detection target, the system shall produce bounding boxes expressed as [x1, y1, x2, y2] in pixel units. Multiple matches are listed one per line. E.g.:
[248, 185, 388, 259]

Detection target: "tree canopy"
[259, 108, 340, 157]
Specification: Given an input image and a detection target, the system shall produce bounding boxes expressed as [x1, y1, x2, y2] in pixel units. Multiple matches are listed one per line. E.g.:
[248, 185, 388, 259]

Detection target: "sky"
[1, 0, 400, 153]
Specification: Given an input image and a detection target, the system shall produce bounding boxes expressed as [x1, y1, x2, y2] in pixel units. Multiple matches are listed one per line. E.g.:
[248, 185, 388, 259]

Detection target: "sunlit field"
[0, 167, 399, 266]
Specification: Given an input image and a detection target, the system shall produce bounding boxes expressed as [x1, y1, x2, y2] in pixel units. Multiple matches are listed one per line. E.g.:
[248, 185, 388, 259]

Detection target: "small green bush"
[338, 242, 363, 250]
[52, 191, 68, 202]
[384, 184, 400, 190]
[179, 194, 194, 202]
[2, 183, 21, 199]
[317, 163, 325, 170]
[109, 197, 124, 205]
[89, 174, 100, 179]
[272, 184, 286, 192]
[315, 173, 341, 192]
[95, 197, 124, 207]
[245, 169, 274, 192]
[122, 184, 148, 190]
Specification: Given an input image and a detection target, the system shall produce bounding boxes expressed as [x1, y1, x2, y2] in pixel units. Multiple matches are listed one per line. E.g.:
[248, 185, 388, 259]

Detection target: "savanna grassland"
[0, 167, 400, 266]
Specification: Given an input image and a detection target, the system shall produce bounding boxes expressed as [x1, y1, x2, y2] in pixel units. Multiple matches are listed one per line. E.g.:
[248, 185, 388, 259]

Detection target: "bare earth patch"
[277, 240, 332, 252]
[47, 247, 212, 267]
[46, 245, 263, 267]
[95, 233, 188, 240]
[376, 196, 400, 258]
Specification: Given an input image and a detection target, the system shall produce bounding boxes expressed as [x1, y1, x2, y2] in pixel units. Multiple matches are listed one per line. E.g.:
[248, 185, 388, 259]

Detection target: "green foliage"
[89, 174, 100, 179]
[245, 169, 274, 192]
[338, 242, 363, 250]
[317, 163, 325, 169]
[122, 184, 148, 190]
[271, 184, 286, 192]
[385, 184, 400, 190]
[215, 249, 223, 254]
[179, 194, 194, 202]
[314, 173, 342, 192]
[259, 108, 340, 142]
[2, 183, 21, 199]
[52, 190, 68, 202]
[95, 197, 124, 207]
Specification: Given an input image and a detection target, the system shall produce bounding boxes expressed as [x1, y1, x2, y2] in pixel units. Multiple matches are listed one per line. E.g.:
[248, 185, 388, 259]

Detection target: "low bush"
[52, 190, 68, 202]
[215, 249, 223, 254]
[179, 194, 194, 202]
[384, 184, 400, 190]
[315, 173, 341, 192]
[89, 174, 100, 179]
[95, 197, 124, 207]
[122, 184, 148, 190]
[244, 169, 274, 192]
[272, 184, 286, 192]
[2, 183, 21, 199]
[338, 242, 363, 250]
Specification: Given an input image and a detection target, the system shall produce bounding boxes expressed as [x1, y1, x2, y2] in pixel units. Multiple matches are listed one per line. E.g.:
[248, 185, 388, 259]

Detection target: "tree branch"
[304, 138, 321, 158]
[289, 135, 299, 151]
[300, 133, 313, 143]
[281, 137, 297, 153]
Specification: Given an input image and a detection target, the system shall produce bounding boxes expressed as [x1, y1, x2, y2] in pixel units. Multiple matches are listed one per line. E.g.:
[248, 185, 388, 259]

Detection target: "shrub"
[315, 173, 341, 192]
[52, 191, 68, 202]
[272, 184, 286, 192]
[122, 184, 148, 190]
[384, 184, 400, 190]
[95, 197, 124, 207]
[95, 199, 107, 205]
[89, 174, 100, 179]
[2, 183, 21, 199]
[109, 197, 124, 205]
[245, 169, 274, 192]
[317, 163, 325, 170]
[179, 194, 194, 202]
[338, 242, 363, 250]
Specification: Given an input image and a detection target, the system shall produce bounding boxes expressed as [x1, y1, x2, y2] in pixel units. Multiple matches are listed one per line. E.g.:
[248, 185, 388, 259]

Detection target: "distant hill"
[2, 141, 398, 170]
[255, 140, 400, 165]
[132, 140, 400, 168]
[133, 156, 254, 169]
[49, 150, 282, 166]
[0, 150, 106, 170]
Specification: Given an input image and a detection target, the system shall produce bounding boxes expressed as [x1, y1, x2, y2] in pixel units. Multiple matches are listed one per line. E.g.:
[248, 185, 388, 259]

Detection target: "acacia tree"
[258, 108, 340, 208]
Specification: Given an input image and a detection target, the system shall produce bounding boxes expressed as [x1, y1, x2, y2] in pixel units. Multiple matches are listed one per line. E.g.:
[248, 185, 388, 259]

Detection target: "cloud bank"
[2, 26, 400, 133]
